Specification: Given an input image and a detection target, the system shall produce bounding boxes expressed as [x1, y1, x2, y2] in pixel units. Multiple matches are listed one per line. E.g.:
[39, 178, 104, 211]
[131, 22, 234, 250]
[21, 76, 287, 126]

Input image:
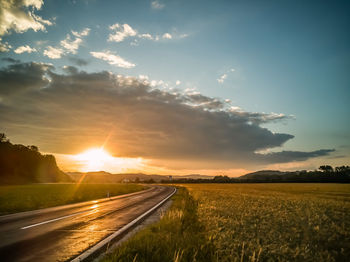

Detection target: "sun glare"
[74, 148, 114, 171]
[73, 148, 145, 173]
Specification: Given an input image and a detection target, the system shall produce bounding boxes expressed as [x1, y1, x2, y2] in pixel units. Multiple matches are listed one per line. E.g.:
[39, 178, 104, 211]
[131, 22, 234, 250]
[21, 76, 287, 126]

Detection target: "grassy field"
[186, 183, 350, 262]
[104, 183, 350, 262]
[0, 183, 145, 215]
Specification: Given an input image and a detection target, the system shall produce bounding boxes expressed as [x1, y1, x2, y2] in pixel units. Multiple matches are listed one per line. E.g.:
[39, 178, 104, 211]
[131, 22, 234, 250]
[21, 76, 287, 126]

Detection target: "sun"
[74, 148, 114, 171]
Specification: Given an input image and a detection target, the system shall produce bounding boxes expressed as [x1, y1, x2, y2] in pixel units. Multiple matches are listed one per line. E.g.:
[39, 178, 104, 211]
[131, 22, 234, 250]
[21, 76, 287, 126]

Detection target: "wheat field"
[183, 183, 350, 261]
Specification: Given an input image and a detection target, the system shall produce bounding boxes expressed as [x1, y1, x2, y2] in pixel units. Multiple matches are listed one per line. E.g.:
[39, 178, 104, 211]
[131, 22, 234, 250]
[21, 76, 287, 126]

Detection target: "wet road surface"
[0, 186, 174, 262]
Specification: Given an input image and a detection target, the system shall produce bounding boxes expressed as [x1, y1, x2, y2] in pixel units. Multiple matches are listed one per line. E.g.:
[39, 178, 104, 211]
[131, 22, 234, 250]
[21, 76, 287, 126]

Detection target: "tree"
[0, 133, 9, 143]
[335, 166, 350, 173]
[28, 145, 39, 152]
[319, 165, 333, 173]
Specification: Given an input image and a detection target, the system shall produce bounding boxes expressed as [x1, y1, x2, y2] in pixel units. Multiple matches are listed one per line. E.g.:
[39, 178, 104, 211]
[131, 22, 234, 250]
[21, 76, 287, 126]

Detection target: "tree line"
[0, 133, 71, 184]
[160, 166, 350, 184]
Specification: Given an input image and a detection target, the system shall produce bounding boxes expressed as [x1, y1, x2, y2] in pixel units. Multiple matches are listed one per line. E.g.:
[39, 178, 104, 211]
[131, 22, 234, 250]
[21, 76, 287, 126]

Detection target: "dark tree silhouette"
[319, 165, 334, 172]
[0, 133, 71, 184]
[0, 133, 9, 143]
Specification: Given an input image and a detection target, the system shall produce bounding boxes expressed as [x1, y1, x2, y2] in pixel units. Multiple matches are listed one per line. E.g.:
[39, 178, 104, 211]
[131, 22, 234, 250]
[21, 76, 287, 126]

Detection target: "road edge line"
[70, 186, 177, 262]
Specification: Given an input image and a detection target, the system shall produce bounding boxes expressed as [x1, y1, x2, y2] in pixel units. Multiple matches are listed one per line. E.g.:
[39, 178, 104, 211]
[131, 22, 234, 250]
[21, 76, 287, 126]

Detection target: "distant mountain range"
[67, 171, 213, 183]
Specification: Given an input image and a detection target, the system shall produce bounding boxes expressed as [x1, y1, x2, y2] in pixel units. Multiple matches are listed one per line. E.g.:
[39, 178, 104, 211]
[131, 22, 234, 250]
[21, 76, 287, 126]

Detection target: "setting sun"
[74, 148, 114, 172]
[72, 148, 145, 173]
[76, 148, 113, 163]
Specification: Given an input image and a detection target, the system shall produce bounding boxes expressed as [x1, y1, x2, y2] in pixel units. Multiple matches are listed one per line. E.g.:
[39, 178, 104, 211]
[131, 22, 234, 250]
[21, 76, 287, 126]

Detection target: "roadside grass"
[102, 187, 215, 262]
[0, 183, 145, 215]
[185, 183, 350, 262]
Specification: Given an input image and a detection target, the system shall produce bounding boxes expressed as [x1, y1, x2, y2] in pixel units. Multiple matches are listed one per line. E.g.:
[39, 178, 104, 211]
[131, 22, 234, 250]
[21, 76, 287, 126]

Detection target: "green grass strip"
[0, 183, 145, 215]
[102, 187, 215, 262]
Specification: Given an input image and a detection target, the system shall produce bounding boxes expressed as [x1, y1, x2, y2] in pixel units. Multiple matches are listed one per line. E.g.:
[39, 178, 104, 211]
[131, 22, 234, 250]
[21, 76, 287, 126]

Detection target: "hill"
[0, 134, 72, 184]
[67, 172, 213, 183]
[67, 171, 166, 183]
[238, 170, 288, 180]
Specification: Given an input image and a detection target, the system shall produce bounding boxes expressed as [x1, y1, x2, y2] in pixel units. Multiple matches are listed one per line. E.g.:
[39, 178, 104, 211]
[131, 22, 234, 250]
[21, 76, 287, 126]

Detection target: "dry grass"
[184, 183, 350, 261]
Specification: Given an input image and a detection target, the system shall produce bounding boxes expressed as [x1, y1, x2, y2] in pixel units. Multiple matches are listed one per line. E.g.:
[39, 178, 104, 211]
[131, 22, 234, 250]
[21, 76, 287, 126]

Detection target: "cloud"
[60, 36, 82, 54]
[138, 33, 153, 40]
[2, 57, 20, 63]
[71, 28, 90, 37]
[151, 1, 165, 10]
[162, 33, 172, 39]
[176, 80, 181, 85]
[108, 23, 186, 44]
[0, 61, 53, 96]
[14, 45, 37, 54]
[0, 61, 334, 169]
[43, 46, 64, 59]
[0, 38, 11, 52]
[108, 23, 137, 42]
[258, 149, 335, 164]
[68, 57, 89, 66]
[217, 74, 227, 84]
[217, 68, 236, 84]
[90, 51, 135, 68]
[0, 0, 52, 37]
[43, 28, 90, 59]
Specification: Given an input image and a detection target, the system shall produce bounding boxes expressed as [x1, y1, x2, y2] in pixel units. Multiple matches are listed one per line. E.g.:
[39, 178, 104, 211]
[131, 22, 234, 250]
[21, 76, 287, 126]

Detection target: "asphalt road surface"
[0, 185, 174, 262]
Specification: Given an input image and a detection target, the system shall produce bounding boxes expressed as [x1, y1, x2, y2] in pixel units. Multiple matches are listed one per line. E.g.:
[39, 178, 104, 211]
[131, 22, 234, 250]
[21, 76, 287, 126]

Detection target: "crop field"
[0, 183, 145, 215]
[185, 183, 350, 261]
[104, 183, 350, 262]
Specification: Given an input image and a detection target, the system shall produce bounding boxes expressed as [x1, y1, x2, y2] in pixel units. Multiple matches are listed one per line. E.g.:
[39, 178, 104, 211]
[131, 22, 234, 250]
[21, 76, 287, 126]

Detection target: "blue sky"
[0, 0, 349, 175]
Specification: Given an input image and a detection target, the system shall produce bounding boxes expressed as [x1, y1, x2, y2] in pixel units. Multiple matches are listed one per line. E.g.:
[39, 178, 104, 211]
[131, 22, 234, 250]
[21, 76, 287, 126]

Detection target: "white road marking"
[20, 210, 89, 229]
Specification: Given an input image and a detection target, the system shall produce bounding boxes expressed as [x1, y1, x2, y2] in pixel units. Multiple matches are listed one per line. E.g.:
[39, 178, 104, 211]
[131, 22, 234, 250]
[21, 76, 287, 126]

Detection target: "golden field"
[184, 183, 350, 261]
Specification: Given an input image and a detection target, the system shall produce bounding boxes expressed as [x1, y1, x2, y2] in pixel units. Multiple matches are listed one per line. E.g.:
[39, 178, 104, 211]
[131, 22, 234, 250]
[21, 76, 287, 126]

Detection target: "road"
[0, 185, 175, 262]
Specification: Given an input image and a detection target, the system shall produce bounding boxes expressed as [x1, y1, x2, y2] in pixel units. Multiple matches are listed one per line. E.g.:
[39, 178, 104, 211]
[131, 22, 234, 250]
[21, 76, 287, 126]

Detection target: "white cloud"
[138, 33, 153, 40]
[176, 80, 181, 85]
[90, 51, 135, 68]
[150, 79, 165, 87]
[0, 38, 11, 52]
[217, 68, 236, 84]
[130, 39, 139, 46]
[43, 46, 64, 59]
[60, 36, 82, 54]
[217, 74, 227, 84]
[0, 0, 52, 37]
[108, 23, 187, 44]
[139, 75, 149, 80]
[72, 28, 90, 37]
[44, 28, 90, 59]
[108, 23, 137, 42]
[151, 1, 165, 10]
[14, 45, 37, 54]
[162, 33, 172, 39]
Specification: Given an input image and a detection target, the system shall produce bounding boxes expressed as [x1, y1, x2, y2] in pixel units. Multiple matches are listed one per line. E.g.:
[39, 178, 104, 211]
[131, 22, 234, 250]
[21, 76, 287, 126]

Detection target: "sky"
[0, 0, 349, 176]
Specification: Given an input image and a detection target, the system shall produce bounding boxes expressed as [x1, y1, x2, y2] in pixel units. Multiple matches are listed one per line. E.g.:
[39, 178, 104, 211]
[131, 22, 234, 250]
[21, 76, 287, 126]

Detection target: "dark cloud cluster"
[67, 57, 89, 66]
[0, 61, 334, 168]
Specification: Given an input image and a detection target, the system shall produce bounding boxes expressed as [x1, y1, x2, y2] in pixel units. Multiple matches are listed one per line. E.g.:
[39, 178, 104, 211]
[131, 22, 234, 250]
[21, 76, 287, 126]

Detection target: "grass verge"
[0, 183, 145, 215]
[102, 187, 215, 262]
